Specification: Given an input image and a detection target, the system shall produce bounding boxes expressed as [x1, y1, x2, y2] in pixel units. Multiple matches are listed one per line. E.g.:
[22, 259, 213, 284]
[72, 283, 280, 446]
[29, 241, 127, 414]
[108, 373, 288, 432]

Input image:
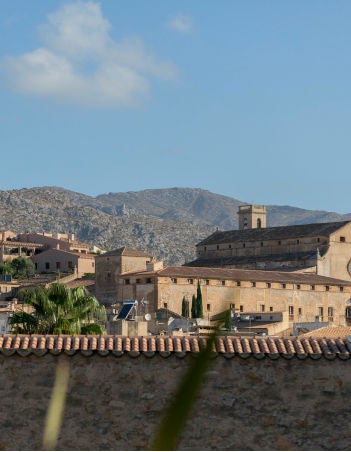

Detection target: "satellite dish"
[145, 313, 151, 321]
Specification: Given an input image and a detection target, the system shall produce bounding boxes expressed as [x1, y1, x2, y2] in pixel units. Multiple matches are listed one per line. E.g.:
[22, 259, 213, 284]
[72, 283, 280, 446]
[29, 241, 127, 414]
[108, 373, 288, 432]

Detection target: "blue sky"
[0, 1, 350, 213]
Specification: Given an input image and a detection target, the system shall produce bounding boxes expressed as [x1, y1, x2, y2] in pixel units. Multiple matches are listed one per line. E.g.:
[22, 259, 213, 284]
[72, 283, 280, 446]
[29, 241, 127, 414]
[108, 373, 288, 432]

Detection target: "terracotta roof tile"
[0, 334, 351, 360]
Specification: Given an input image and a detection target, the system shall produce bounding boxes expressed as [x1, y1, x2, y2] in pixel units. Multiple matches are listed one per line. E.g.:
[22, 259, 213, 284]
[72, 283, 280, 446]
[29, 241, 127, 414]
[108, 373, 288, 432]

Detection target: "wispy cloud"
[2, 1, 177, 107]
[168, 14, 192, 33]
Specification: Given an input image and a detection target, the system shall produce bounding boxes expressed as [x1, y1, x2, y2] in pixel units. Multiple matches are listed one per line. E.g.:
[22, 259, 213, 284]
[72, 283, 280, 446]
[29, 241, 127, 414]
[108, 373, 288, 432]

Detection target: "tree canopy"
[9, 283, 106, 335]
[0, 257, 35, 280]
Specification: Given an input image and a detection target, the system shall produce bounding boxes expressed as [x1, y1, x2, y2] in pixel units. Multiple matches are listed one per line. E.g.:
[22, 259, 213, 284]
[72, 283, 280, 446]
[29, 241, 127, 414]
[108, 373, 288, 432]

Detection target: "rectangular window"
[250, 282, 256, 287]
[171, 278, 177, 283]
[146, 278, 152, 284]
[207, 304, 211, 312]
[318, 307, 324, 318]
[281, 283, 286, 289]
[204, 279, 210, 285]
[260, 304, 265, 312]
[240, 305, 244, 312]
[228, 244, 232, 249]
[266, 282, 271, 288]
[136, 279, 141, 284]
[278, 240, 281, 245]
[310, 285, 315, 290]
[164, 303, 168, 309]
[187, 278, 193, 284]
[68, 261, 73, 269]
[296, 284, 301, 290]
[325, 285, 330, 291]
[260, 242, 264, 247]
[56, 262, 60, 270]
[298, 308, 302, 316]
[218, 280, 225, 286]
[125, 279, 130, 285]
[236, 281, 241, 286]
[339, 286, 344, 292]
[328, 307, 334, 321]
[45, 262, 50, 270]
[288, 306, 294, 318]
[269, 306, 273, 312]
[296, 239, 300, 244]
[340, 236, 346, 242]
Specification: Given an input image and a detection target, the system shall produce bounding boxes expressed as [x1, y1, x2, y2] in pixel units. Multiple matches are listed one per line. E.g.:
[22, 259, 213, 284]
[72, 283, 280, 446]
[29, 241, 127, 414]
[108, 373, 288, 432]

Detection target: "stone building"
[187, 205, 351, 282]
[94, 247, 153, 305]
[118, 264, 351, 326]
[31, 248, 96, 277]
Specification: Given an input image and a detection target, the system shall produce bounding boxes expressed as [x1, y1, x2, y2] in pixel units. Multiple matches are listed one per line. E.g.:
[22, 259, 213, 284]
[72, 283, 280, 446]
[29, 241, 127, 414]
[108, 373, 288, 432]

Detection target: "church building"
[187, 205, 351, 282]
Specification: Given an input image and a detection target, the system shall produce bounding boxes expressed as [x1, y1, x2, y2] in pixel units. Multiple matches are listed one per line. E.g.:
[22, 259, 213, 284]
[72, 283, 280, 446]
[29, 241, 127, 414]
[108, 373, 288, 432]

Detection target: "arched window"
[257, 218, 262, 228]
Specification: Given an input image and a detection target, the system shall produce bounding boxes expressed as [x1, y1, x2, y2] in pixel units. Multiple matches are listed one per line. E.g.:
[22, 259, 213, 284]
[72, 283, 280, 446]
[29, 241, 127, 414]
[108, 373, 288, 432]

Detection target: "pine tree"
[191, 294, 197, 318]
[224, 309, 232, 330]
[181, 296, 187, 317]
[196, 280, 203, 318]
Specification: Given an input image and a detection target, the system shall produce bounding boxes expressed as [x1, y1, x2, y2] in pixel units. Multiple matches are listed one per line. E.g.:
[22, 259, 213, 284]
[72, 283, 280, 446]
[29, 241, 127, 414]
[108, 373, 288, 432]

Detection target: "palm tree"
[9, 283, 106, 335]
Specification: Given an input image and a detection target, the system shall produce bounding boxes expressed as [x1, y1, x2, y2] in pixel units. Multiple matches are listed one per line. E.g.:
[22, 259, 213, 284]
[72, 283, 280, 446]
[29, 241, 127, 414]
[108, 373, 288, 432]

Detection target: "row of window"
[209, 236, 347, 251]
[169, 277, 343, 292]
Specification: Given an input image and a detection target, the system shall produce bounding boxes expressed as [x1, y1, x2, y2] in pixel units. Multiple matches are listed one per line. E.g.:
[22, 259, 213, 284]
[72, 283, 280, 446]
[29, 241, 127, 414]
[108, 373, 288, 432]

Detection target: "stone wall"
[0, 352, 350, 450]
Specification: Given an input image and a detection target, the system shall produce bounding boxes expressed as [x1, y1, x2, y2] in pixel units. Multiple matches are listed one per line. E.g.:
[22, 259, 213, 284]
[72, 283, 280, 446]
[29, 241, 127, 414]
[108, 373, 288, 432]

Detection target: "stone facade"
[119, 266, 351, 326]
[94, 247, 153, 305]
[0, 345, 351, 451]
[31, 248, 95, 277]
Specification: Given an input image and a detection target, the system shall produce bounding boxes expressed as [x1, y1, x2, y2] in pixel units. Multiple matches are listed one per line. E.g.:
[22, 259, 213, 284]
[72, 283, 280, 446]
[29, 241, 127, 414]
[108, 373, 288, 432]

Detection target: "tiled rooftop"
[299, 326, 351, 338]
[197, 220, 351, 245]
[1, 334, 351, 360]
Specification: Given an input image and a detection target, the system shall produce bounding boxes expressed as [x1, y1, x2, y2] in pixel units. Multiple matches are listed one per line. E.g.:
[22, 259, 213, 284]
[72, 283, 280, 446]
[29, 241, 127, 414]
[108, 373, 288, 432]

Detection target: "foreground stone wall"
[0, 352, 350, 451]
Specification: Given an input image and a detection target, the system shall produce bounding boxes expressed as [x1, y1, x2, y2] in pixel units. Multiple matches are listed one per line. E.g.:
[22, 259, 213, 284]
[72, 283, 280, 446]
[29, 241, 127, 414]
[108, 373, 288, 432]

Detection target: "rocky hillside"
[0, 186, 350, 265]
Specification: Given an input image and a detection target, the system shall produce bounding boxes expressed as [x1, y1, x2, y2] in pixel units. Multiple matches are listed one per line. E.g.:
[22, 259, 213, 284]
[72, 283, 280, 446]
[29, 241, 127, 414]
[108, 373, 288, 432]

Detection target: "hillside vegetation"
[0, 186, 349, 265]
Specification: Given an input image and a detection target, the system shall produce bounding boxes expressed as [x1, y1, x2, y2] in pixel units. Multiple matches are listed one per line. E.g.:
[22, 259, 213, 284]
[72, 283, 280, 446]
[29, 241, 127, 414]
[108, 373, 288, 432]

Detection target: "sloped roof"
[185, 250, 322, 268]
[155, 266, 351, 286]
[299, 326, 351, 338]
[197, 221, 351, 246]
[99, 247, 152, 258]
[1, 334, 351, 360]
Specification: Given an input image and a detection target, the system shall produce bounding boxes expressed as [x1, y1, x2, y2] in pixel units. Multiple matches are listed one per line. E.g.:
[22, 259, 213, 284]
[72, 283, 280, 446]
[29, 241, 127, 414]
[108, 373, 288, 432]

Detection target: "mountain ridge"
[0, 186, 350, 265]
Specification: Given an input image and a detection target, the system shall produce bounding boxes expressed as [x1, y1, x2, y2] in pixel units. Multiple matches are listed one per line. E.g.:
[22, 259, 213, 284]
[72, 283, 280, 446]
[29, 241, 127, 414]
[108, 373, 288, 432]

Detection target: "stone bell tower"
[238, 205, 267, 230]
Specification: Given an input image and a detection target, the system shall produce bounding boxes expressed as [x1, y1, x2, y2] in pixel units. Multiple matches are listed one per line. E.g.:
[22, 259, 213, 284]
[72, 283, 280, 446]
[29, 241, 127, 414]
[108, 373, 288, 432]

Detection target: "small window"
[125, 279, 130, 285]
[92, 262, 94, 268]
[146, 278, 152, 284]
[250, 282, 256, 287]
[229, 244, 232, 249]
[317, 237, 320, 243]
[296, 284, 301, 290]
[236, 281, 241, 286]
[310, 285, 315, 290]
[260, 242, 264, 247]
[136, 279, 141, 284]
[339, 286, 344, 292]
[207, 304, 211, 312]
[257, 218, 262, 228]
[266, 282, 271, 288]
[187, 278, 193, 284]
[325, 285, 330, 291]
[171, 278, 177, 283]
[296, 239, 300, 244]
[204, 279, 210, 285]
[298, 308, 302, 316]
[340, 236, 346, 242]
[243, 243, 246, 248]
[107, 272, 111, 278]
[204, 246, 207, 251]
[240, 305, 244, 312]
[281, 283, 286, 289]
[68, 261, 73, 269]
[269, 306, 273, 312]
[278, 240, 281, 245]
[260, 304, 265, 312]
[318, 307, 324, 317]
[288, 306, 294, 315]
[217, 245, 219, 250]
[164, 303, 168, 309]
[45, 262, 50, 270]
[328, 307, 334, 316]
[56, 262, 60, 270]
[218, 280, 225, 286]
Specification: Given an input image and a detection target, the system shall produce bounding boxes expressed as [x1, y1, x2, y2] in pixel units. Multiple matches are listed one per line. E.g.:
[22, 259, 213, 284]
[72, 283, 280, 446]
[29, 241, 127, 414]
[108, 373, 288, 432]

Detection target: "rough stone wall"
[0, 353, 350, 451]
